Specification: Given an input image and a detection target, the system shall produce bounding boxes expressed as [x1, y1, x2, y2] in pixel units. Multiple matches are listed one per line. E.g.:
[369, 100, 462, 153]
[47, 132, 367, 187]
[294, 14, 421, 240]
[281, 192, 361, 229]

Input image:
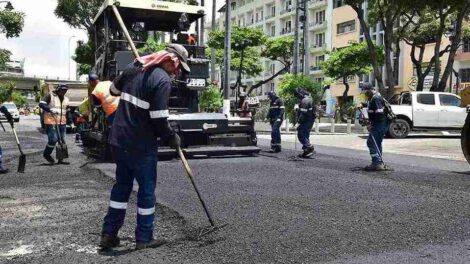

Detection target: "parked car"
[0, 102, 20, 122]
[388, 92, 467, 138]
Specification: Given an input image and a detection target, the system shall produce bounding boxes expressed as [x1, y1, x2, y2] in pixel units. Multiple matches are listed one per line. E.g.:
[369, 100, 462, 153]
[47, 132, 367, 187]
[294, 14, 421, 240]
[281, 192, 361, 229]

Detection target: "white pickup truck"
[388, 92, 467, 138]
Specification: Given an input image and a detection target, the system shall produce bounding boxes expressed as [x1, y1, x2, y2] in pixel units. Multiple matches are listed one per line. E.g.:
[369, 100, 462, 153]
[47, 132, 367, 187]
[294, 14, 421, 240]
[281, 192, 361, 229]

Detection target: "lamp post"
[68, 35, 76, 80]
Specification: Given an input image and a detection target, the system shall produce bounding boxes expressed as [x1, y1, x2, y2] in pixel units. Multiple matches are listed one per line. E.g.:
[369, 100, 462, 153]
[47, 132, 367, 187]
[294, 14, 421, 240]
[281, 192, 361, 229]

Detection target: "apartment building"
[207, 0, 332, 98]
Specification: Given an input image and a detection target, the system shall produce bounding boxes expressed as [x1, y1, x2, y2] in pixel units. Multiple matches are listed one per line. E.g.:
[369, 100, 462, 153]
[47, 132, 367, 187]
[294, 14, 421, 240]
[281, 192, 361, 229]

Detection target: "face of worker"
[162, 60, 177, 76]
[57, 89, 67, 97]
[89, 80, 99, 88]
[365, 90, 374, 99]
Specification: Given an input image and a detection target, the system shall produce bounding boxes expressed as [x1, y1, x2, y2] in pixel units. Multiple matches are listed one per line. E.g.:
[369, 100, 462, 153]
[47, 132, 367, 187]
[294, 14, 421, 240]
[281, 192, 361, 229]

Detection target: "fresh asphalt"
[1, 117, 470, 263]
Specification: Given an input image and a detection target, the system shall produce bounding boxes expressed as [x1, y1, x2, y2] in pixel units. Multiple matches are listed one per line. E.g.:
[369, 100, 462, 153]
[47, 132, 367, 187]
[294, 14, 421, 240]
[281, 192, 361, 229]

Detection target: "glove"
[168, 133, 181, 150]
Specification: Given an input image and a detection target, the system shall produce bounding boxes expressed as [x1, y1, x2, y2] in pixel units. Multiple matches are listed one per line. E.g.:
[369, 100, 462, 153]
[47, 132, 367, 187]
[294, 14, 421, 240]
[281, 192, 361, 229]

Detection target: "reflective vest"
[43, 93, 69, 125]
[91, 81, 119, 117]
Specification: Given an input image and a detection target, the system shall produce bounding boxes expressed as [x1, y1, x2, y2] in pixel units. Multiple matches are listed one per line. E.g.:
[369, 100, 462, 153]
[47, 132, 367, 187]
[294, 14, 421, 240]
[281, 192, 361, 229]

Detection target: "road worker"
[237, 92, 251, 118]
[89, 74, 119, 124]
[0, 104, 13, 173]
[99, 44, 188, 250]
[267, 91, 284, 153]
[294, 88, 316, 158]
[39, 84, 69, 164]
[361, 83, 389, 171]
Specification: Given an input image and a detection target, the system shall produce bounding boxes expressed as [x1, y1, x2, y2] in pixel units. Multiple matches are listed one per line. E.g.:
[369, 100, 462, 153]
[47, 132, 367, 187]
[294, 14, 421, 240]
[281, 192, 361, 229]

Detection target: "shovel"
[176, 146, 227, 238]
[10, 123, 26, 173]
[54, 115, 69, 161]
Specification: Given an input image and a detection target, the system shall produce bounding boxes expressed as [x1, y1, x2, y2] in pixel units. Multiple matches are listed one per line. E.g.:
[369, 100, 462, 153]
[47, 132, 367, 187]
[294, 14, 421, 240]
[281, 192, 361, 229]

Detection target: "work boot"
[364, 163, 386, 171]
[274, 145, 281, 153]
[57, 160, 70, 165]
[0, 168, 8, 174]
[99, 234, 120, 250]
[301, 146, 315, 158]
[43, 154, 55, 164]
[135, 239, 166, 250]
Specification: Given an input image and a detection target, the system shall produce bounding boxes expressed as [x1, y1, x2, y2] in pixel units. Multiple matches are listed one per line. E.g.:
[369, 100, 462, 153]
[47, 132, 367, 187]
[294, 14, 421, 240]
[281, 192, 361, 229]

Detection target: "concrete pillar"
[330, 117, 335, 133]
[347, 119, 352, 134]
[315, 118, 320, 133]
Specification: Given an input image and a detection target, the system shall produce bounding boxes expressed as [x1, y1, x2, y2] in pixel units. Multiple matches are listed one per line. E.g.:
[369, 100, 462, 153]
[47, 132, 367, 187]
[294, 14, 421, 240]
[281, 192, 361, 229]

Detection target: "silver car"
[0, 102, 20, 122]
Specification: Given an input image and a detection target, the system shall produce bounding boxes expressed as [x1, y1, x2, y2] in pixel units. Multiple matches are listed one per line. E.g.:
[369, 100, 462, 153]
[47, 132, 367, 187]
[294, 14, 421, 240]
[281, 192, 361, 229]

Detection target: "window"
[464, 39, 470, 53]
[334, 0, 344, 8]
[270, 83, 275, 91]
[231, 2, 236, 10]
[315, 33, 325, 46]
[439, 94, 461, 107]
[256, 13, 259, 21]
[271, 25, 276, 36]
[270, 64, 275, 74]
[285, 0, 292, 10]
[271, 6, 276, 16]
[315, 55, 325, 66]
[285, 20, 292, 32]
[417, 94, 435, 105]
[337, 20, 356, 34]
[460, 68, 470, 82]
[315, 10, 325, 24]
[400, 93, 411, 105]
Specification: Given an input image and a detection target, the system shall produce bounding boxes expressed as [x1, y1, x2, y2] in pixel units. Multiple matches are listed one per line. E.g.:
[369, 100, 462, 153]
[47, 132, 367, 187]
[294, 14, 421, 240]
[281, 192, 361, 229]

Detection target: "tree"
[55, 0, 102, 74]
[277, 74, 322, 124]
[0, 3, 24, 70]
[208, 27, 294, 95]
[199, 84, 223, 112]
[0, 82, 27, 106]
[345, 0, 412, 99]
[322, 41, 385, 102]
[0, 49, 11, 71]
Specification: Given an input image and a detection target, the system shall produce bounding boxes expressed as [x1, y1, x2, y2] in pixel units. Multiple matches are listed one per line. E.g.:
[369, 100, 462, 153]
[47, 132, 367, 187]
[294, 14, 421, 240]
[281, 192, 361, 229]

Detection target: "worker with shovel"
[361, 83, 391, 171]
[294, 88, 316, 158]
[0, 105, 14, 173]
[39, 84, 70, 164]
[100, 44, 187, 251]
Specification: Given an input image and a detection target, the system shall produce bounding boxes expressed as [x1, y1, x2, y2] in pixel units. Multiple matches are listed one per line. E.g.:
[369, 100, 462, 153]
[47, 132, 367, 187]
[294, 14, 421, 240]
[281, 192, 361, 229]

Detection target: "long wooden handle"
[111, 5, 140, 59]
[11, 127, 23, 155]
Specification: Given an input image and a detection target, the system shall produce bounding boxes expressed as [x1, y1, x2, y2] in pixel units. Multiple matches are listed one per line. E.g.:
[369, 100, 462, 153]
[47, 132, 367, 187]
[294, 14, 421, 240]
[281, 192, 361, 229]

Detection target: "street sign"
[408, 77, 418, 90]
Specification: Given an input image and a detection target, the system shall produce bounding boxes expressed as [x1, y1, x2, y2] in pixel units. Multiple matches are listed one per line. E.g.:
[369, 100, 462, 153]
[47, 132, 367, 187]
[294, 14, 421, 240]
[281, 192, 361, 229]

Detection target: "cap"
[88, 74, 99, 81]
[360, 82, 375, 91]
[166, 44, 191, 73]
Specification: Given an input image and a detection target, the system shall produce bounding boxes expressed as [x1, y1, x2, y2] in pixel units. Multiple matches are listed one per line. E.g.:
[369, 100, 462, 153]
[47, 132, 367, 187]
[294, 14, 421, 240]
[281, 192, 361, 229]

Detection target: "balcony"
[310, 43, 327, 53]
[246, 20, 255, 26]
[309, 0, 327, 8]
[309, 21, 327, 31]
[280, 7, 295, 16]
[255, 18, 264, 24]
[265, 13, 276, 20]
[280, 28, 293, 35]
[310, 65, 323, 74]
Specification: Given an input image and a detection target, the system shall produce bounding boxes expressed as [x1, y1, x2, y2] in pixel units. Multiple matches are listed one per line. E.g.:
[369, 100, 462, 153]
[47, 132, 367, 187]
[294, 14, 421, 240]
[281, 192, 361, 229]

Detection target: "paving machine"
[83, 0, 259, 159]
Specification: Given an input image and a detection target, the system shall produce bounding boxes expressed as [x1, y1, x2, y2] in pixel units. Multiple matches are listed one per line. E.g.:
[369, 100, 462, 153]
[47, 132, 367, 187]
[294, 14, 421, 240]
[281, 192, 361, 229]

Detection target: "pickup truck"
[388, 92, 467, 138]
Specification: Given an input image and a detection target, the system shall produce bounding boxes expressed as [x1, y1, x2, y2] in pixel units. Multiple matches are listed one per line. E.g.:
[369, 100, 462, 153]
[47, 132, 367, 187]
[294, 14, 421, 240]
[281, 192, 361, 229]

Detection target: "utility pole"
[223, 0, 232, 115]
[200, 0, 205, 45]
[211, 0, 217, 82]
[302, 0, 309, 75]
[292, 0, 300, 74]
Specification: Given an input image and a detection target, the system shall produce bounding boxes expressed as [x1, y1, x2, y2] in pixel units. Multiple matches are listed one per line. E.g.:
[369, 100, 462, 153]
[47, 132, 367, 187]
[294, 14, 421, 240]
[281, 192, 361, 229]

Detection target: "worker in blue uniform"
[0, 105, 13, 174]
[294, 88, 316, 158]
[99, 44, 190, 250]
[361, 83, 389, 171]
[267, 91, 284, 153]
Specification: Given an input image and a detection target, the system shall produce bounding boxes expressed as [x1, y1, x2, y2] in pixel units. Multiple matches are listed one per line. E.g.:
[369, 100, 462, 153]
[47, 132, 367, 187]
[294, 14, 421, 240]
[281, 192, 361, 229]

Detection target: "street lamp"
[68, 35, 76, 80]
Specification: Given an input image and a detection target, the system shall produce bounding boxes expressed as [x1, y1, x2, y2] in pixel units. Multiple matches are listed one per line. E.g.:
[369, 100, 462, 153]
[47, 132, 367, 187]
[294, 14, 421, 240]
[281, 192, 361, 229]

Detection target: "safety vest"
[43, 93, 69, 125]
[91, 81, 119, 117]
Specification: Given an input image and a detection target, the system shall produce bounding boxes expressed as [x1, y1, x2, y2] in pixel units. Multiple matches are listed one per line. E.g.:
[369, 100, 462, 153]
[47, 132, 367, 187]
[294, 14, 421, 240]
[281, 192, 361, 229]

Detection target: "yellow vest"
[44, 93, 69, 125]
[91, 81, 119, 117]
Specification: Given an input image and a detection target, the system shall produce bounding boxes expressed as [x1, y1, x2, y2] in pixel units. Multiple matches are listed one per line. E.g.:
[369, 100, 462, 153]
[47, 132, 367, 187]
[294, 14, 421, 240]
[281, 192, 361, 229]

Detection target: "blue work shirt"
[368, 93, 386, 124]
[267, 97, 285, 121]
[109, 63, 174, 154]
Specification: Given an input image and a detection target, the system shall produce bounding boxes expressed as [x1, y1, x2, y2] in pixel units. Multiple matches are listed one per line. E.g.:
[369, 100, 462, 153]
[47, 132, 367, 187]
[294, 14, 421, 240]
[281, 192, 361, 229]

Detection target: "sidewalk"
[256, 121, 370, 135]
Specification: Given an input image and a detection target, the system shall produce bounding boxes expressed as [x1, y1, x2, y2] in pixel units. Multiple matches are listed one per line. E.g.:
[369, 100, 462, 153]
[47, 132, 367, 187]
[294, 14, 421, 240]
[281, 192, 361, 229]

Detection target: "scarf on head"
[136, 50, 180, 72]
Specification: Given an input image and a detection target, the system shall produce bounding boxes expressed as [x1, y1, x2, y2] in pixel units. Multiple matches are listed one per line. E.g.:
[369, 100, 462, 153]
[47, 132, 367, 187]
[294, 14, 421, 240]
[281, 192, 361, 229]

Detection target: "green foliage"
[0, 82, 27, 106]
[55, 0, 101, 35]
[278, 74, 322, 124]
[138, 37, 167, 54]
[0, 48, 11, 71]
[0, 7, 25, 38]
[73, 40, 95, 75]
[261, 36, 294, 66]
[208, 26, 267, 51]
[253, 101, 270, 122]
[339, 101, 357, 120]
[322, 41, 384, 81]
[199, 84, 223, 112]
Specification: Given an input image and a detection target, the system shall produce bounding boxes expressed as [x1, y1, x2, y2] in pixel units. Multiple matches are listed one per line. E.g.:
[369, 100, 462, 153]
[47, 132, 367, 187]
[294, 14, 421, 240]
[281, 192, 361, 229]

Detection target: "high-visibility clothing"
[43, 93, 69, 125]
[91, 81, 119, 117]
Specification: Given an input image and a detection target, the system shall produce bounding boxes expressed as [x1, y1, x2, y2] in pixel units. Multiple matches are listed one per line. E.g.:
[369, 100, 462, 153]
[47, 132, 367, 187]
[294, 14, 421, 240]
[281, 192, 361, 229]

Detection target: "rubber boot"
[99, 234, 120, 250]
[135, 239, 166, 250]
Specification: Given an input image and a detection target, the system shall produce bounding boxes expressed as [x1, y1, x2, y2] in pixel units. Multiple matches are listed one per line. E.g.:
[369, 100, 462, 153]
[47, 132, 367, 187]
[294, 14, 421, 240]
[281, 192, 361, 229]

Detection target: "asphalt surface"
[1, 117, 470, 263]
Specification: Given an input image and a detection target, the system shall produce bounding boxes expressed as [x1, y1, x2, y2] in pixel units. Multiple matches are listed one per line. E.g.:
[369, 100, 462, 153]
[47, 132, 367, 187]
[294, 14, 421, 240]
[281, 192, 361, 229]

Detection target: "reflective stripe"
[121, 92, 149, 109]
[109, 201, 128, 209]
[299, 109, 308, 112]
[368, 108, 384, 113]
[138, 207, 155, 215]
[371, 154, 380, 157]
[110, 83, 121, 96]
[47, 144, 56, 148]
[270, 106, 286, 109]
[280, 106, 285, 109]
[39, 101, 47, 104]
[149, 109, 169, 119]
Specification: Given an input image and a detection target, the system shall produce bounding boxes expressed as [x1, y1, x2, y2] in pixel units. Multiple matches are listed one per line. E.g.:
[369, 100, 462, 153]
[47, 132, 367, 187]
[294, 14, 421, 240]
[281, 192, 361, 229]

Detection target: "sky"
[0, 0, 223, 81]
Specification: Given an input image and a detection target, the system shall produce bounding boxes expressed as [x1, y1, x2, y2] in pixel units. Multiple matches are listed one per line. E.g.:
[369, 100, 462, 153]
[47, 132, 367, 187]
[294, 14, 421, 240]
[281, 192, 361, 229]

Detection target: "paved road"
[1, 117, 470, 263]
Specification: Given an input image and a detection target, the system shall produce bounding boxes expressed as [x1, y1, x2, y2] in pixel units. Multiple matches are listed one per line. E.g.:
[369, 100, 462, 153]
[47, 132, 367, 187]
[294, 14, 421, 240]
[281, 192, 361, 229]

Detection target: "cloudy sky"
[0, 0, 223, 81]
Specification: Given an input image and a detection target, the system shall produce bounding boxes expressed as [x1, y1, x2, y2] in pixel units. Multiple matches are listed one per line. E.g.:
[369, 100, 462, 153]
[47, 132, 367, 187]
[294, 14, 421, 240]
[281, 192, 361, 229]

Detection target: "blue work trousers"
[271, 120, 282, 147]
[297, 120, 314, 150]
[102, 147, 157, 242]
[367, 120, 389, 165]
[44, 124, 66, 156]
